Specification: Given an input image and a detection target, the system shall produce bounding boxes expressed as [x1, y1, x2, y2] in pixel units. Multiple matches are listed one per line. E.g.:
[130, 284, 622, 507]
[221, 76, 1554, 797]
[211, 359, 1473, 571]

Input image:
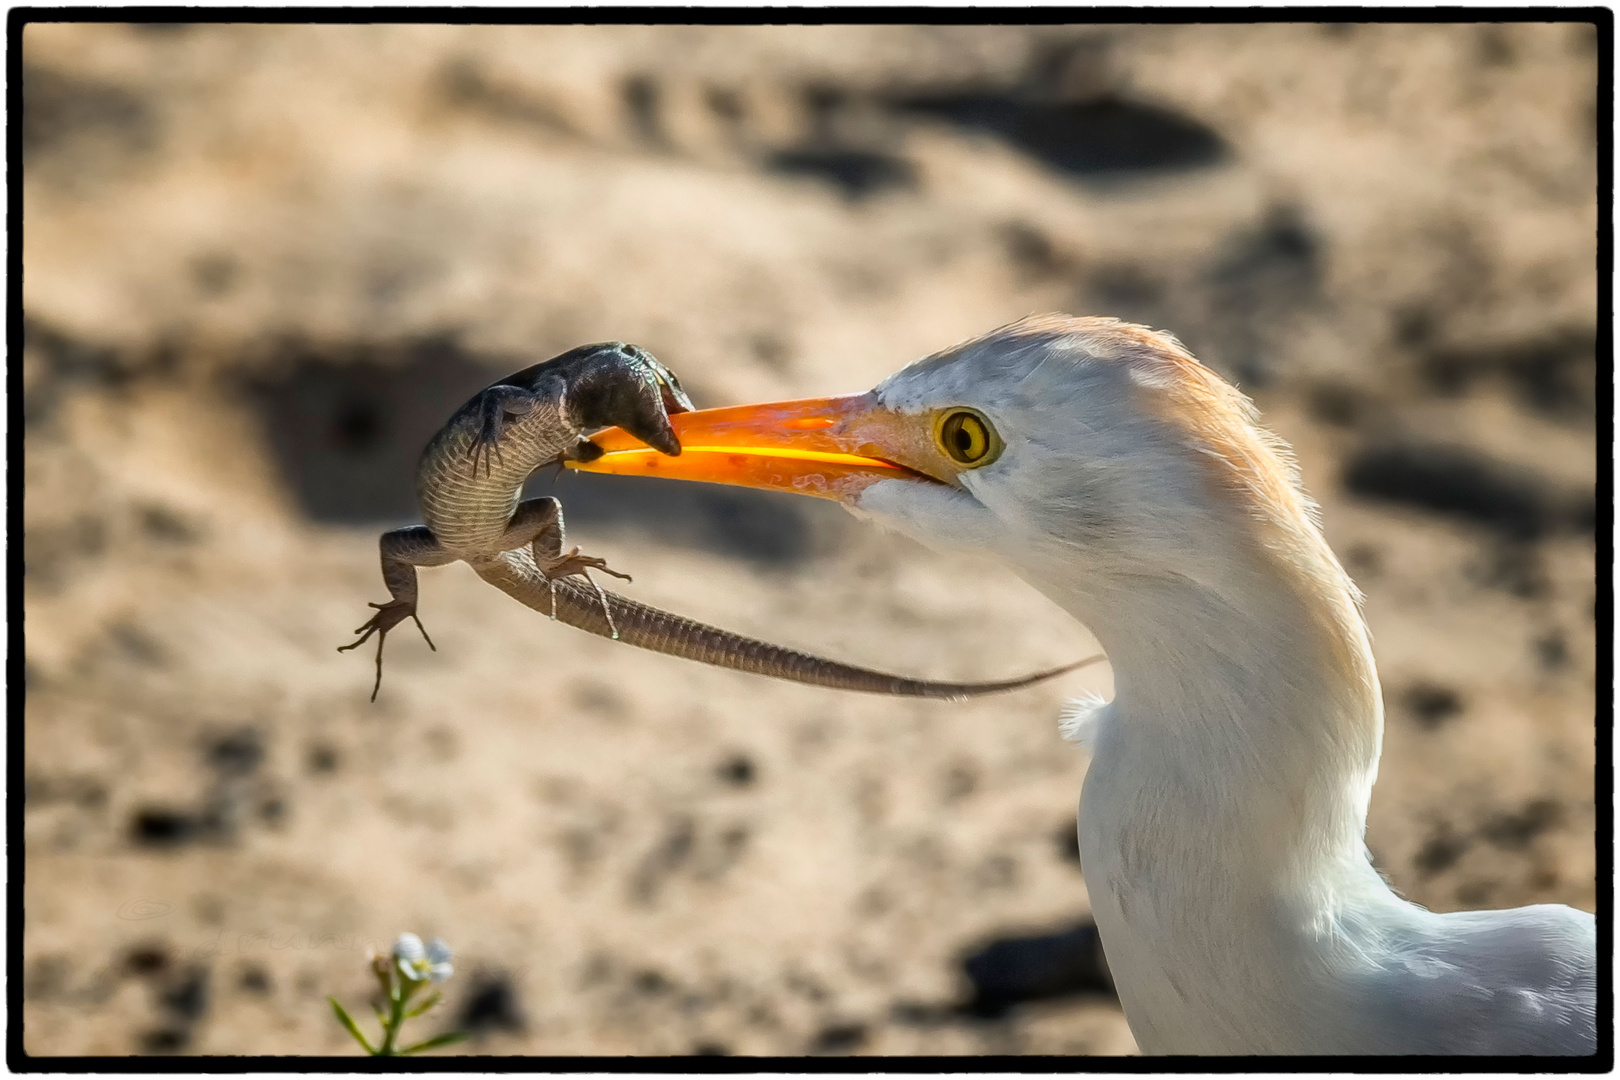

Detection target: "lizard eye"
[935, 409, 1000, 467]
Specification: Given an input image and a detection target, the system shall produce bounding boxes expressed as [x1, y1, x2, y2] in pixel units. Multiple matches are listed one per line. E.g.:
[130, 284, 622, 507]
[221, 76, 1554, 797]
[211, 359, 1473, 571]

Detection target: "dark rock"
[1419, 329, 1595, 420]
[999, 221, 1063, 280]
[631, 817, 697, 903]
[131, 808, 197, 847]
[458, 971, 525, 1034]
[126, 943, 171, 977]
[1403, 683, 1464, 729]
[24, 65, 156, 165]
[810, 1022, 867, 1054]
[160, 967, 210, 1021]
[206, 729, 263, 777]
[1203, 206, 1323, 386]
[718, 754, 756, 787]
[622, 74, 665, 146]
[634, 969, 672, 995]
[960, 920, 1114, 1018]
[893, 92, 1226, 181]
[1414, 828, 1469, 876]
[439, 59, 578, 138]
[1053, 820, 1081, 865]
[1534, 631, 1570, 670]
[889, 1000, 953, 1026]
[138, 1027, 189, 1054]
[1467, 540, 1551, 599]
[238, 964, 272, 994]
[766, 147, 916, 201]
[26, 956, 71, 1001]
[1343, 441, 1583, 539]
[190, 253, 240, 298]
[139, 503, 202, 543]
[109, 622, 167, 667]
[306, 743, 340, 774]
[1481, 799, 1563, 849]
[258, 797, 286, 826]
[1307, 382, 1369, 428]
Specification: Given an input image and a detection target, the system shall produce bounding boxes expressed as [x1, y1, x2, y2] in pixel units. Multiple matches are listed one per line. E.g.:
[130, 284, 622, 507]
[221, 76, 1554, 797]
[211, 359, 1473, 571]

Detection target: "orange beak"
[565, 393, 936, 502]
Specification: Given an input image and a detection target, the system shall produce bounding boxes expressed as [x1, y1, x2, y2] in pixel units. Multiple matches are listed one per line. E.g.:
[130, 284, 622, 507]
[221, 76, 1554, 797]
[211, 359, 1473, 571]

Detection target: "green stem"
[378, 976, 421, 1056]
[378, 994, 403, 1055]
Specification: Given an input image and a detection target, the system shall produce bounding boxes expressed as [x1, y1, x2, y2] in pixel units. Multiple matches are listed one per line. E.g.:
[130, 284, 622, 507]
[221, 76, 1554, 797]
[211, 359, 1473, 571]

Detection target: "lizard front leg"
[498, 497, 631, 638]
[338, 526, 455, 700]
[466, 384, 542, 480]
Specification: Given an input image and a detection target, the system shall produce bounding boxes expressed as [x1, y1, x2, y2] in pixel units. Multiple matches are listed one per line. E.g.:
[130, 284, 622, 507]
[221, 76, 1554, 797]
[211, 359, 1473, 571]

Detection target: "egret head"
[572, 316, 1348, 620]
[861, 317, 1278, 578]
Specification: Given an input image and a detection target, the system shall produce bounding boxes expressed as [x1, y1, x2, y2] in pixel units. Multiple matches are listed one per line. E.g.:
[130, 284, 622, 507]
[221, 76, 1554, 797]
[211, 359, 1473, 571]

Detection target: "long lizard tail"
[472, 553, 1101, 700]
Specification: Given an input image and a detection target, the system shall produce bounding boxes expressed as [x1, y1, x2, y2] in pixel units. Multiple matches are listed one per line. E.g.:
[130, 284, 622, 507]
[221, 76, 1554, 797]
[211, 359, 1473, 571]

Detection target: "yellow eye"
[935, 409, 1000, 467]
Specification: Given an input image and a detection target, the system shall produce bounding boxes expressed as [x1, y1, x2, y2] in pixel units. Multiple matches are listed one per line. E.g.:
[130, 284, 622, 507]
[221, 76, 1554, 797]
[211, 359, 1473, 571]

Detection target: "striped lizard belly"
[415, 439, 530, 556]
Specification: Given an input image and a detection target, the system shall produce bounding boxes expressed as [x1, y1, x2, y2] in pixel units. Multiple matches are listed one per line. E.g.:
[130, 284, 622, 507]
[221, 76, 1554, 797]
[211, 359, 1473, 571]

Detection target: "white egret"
[573, 315, 1597, 1055]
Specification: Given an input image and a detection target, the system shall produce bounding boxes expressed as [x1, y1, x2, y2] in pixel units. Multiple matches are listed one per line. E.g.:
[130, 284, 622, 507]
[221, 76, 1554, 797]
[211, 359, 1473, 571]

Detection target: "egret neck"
[1026, 530, 1392, 1053]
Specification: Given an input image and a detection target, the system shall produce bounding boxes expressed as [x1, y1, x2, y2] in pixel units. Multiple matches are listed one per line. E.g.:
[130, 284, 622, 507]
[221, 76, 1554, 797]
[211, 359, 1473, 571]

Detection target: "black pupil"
[947, 416, 980, 459]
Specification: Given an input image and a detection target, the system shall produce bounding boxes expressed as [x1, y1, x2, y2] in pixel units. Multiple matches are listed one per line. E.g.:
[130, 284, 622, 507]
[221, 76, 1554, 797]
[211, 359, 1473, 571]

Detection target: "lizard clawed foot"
[540, 548, 632, 583]
[337, 600, 437, 702]
[538, 548, 627, 641]
[466, 433, 505, 480]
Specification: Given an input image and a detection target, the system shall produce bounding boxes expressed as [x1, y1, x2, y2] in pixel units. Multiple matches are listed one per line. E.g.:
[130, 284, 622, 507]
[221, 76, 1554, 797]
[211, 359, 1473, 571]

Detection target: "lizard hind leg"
[337, 601, 436, 702]
[551, 555, 625, 641]
[339, 526, 450, 701]
[502, 497, 631, 639]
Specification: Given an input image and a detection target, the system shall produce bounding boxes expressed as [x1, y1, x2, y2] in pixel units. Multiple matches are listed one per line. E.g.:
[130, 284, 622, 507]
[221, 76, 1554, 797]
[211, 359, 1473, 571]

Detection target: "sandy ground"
[21, 23, 1598, 1057]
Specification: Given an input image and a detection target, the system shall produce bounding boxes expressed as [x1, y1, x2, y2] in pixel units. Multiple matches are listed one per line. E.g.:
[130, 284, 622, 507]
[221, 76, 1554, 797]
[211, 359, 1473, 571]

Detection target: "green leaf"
[399, 1030, 469, 1055]
[404, 991, 442, 1019]
[328, 997, 376, 1055]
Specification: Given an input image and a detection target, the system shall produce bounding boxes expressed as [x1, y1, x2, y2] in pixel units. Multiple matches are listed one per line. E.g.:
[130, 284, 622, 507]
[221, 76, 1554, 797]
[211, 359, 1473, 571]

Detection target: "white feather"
[1058, 692, 1110, 750]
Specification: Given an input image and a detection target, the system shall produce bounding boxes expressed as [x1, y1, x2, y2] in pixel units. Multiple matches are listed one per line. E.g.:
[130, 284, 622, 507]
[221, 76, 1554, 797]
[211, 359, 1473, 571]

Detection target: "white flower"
[392, 933, 454, 983]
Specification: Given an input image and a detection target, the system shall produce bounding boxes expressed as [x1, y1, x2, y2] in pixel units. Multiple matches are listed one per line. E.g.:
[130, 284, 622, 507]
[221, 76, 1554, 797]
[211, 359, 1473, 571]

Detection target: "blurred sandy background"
[21, 22, 1597, 1057]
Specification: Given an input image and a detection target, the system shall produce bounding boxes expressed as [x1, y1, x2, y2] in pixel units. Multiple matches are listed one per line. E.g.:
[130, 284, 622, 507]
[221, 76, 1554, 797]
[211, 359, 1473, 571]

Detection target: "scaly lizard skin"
[342, 343, 1093, 699]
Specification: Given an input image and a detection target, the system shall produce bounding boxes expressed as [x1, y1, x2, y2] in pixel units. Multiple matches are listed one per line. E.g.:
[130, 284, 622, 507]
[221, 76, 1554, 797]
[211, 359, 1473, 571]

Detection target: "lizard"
[340, 342, 1098, 700]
